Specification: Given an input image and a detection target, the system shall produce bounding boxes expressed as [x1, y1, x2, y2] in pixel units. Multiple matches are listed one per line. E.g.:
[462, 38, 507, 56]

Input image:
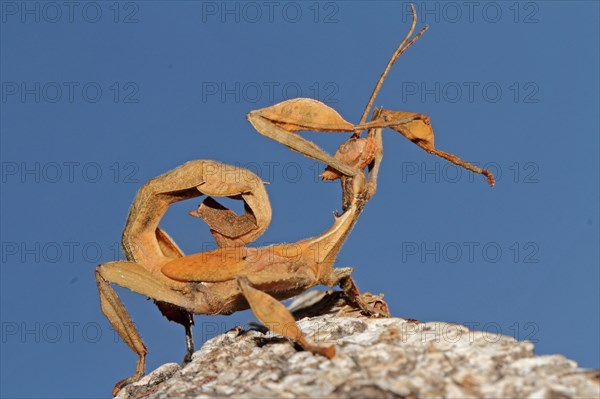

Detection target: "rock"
[116, 290, 599, 399]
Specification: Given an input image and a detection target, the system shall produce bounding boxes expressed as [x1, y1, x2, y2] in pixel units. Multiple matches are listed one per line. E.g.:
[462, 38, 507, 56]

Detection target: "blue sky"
[1, 1, 598, 398]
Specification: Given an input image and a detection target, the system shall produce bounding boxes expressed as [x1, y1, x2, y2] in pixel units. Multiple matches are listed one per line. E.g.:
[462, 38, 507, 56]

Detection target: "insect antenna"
[356, 4, 429, 135]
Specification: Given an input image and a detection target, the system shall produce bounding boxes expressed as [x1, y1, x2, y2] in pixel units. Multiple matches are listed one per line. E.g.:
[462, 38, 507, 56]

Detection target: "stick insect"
[96, 6, 494, 395]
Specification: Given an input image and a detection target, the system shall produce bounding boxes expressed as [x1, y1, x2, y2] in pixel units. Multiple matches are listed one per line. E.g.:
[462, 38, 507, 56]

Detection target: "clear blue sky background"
[1, 1, 598, 398]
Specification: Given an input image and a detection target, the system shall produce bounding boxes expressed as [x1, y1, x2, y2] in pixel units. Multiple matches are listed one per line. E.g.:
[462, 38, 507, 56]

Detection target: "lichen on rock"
[116, 290, 599, 399]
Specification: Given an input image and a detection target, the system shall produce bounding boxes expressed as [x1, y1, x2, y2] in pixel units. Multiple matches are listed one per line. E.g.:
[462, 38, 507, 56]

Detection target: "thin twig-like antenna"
[357, 4, 429, 133]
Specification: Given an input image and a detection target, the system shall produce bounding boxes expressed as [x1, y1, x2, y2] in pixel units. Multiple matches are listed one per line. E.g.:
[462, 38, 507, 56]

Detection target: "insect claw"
[484, 171, 496, 187]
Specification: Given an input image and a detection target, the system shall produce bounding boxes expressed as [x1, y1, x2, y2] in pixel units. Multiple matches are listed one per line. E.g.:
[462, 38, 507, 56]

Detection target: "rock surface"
[116, 291, 599, 399]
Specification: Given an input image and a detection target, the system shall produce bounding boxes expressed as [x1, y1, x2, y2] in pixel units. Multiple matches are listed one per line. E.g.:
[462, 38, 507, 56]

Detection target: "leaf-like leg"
[96, 263, 147, 396]
[338, 275, 390, 317]
[237, 276, 335, 359]
[379, 109, 495, 186]
[97, 261, 199, 315]
[96, 260, 205, 395]
[247, 98, 359, 178]
[323, 267, 390, 317]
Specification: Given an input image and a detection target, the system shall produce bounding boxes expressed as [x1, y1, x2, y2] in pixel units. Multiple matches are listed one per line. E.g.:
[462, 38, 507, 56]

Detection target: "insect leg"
[237, 276, 335, 359]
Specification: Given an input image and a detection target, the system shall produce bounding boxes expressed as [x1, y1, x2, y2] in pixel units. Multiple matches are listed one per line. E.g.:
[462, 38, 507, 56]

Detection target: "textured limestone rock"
[116, 291, 599, 399]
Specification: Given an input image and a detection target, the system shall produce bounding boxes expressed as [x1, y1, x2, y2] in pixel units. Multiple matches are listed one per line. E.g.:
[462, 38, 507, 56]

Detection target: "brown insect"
[96, 6, 494, 395]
